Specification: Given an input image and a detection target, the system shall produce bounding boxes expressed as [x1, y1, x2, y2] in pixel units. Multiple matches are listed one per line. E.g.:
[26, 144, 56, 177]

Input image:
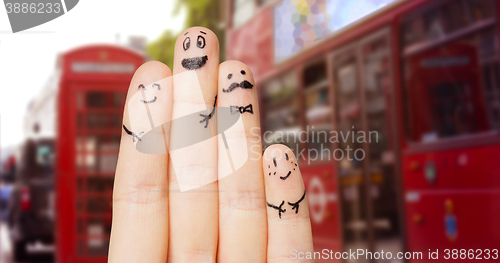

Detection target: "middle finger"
[168, 26, 219, 262]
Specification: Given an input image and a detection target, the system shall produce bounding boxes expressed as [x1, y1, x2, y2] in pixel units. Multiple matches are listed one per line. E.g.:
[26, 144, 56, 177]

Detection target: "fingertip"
[219, 60, 254, 80]
[263, 144, 293, 164]
[128, 61, 171, 97]
[123, 61, 173, 140]
[219, 60, 254, 86]
[177, 26, 219, 46]
[174, 27, 219, 74]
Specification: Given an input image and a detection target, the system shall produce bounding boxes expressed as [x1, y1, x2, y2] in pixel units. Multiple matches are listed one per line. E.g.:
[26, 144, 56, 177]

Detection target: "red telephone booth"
[55, 45, 143, 262]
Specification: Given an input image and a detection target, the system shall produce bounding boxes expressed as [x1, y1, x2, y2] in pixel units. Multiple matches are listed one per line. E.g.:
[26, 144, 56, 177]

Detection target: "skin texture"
[264, 145, 314, 263]
[109, 61, 172, 263]
[108, 27, 314, 263]
[168, 27, 219, 262]
[217, 61, 267, 262]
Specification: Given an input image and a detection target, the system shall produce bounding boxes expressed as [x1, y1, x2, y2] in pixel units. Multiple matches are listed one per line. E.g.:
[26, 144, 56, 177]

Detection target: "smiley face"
[138, 83, 160, 104]
[222, 69, 254, 93]
[180, 30, 209, 70]
[268, 152, 297, 180]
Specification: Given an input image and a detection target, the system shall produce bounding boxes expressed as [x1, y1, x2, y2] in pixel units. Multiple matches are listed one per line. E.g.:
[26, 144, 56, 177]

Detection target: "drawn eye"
[152, 83, 160, 90]
[138, 84, 146, 90]
[197, 35, 206, 49]
[183, 37, 191, 51]
[227, 73, 233, 79]
[241, 70, 246, 75]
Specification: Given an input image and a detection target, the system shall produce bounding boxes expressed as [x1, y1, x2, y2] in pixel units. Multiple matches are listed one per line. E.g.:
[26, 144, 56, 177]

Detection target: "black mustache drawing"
[222, 80, 254, 93]
[181, 55, 208, 70]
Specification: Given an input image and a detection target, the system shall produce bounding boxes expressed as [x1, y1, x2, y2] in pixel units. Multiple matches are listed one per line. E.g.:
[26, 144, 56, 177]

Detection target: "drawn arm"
[122, 125, 144, 142]
[199, 95, 217, 128]
[267, 200, 286, 219]
[288, 190, 306, 214]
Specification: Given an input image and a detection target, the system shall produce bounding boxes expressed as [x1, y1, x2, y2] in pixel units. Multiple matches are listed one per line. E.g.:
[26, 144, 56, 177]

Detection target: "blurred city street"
[1, 222, 54, 263]
[1, 223, 13, 262]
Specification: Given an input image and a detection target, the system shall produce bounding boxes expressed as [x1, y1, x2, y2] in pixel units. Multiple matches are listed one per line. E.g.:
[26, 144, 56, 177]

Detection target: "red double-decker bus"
[225, 0, 500, 261]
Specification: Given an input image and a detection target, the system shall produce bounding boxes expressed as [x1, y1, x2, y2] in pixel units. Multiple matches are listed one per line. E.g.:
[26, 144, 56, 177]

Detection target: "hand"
[108, 27, 314, 263]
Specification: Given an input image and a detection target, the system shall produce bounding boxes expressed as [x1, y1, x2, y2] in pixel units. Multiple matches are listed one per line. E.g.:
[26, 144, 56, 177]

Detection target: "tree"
[147, 31, 177, 70]
[147, 0, 225, 69]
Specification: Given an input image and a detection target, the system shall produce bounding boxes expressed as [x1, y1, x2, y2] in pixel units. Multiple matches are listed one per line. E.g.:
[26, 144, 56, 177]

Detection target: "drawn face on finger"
[222, 68, 254, 93]
[138, 83, 161, 104]
[127, 77, 172, 140]
[267, 150, 297, 181]
[178, 28, 211, 70]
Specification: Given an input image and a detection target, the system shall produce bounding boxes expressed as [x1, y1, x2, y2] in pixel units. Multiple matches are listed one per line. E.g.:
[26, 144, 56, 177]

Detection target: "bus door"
[331, 28, 402, 262]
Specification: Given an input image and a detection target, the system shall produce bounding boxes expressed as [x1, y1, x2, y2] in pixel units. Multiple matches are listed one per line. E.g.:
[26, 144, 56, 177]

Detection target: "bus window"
[333, 47, 367, 246]
[360, 32, 401, 249]
[303, 58, 331, 161]
[261, 70, 301, 156]
[20, 140, 55, 179]
[334, 50, 363, 172]
[401, 0, 499, 142]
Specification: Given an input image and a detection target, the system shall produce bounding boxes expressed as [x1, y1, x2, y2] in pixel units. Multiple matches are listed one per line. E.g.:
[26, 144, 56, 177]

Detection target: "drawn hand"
[199, 96, 217, 128]
[108, 27, 314, 263]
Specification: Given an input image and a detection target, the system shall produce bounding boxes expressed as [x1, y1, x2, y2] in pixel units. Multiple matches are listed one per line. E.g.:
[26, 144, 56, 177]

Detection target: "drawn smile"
[181, 55, 208, 70]
[140, 96, 157, 104]
[280, 171, 291, 180]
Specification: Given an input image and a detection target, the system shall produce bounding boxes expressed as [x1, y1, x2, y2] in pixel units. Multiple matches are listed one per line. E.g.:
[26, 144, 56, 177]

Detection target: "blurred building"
[225, 0, 500, 262]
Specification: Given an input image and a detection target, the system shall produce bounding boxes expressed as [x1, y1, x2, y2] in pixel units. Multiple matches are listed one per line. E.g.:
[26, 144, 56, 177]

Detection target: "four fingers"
[264, 145, 314, 262]
[110, 27, 314, 263]
[217, 61, 267, 262]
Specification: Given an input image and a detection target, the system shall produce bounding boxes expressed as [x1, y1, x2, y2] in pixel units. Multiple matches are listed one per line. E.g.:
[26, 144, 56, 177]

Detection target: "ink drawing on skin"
[223, 70, 253, 93]
[170, 28, 226, 191]
[288, 190, 306, 214]
[139, 83, 160, 104]
[122, 125, 144, 142]
[123, 82, 163, 142]
[266, 150, 306, 219]
[200, 96, 217, 128]
[230, 104, 253, 115]
[181, 30, 208, 70]
[127, 79, 172, 154]
[180, 30, 218, 128]
[268, 153, 296, 181]
[267, 200, 286, 219]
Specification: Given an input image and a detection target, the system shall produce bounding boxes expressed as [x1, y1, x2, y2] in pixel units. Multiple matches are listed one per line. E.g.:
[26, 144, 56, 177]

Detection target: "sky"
[0, 0, 186, 149]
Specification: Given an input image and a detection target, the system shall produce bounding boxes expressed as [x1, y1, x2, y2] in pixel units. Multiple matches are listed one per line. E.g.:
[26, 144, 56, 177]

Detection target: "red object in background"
[20, 186, 31, 212]
[55, 45, 143, 262]
[301, 165, 341, 260]
[226, 0, 500, 261]
[3, 156, 16, 171]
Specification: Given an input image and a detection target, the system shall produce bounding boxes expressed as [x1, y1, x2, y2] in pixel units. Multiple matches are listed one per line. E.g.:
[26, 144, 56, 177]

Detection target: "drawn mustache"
[181, 55, 208, 70]
[222, 80, 254, 93]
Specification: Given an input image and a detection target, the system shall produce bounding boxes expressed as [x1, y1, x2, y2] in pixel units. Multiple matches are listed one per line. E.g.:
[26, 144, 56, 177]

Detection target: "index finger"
[108, 61, 172, 263]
